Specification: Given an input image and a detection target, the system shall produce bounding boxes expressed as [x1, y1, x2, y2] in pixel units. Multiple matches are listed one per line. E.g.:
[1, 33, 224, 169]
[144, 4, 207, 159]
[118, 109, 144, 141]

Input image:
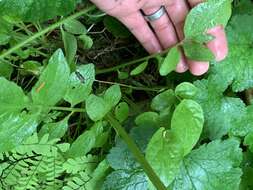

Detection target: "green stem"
[96, 49, 168, 75]
[95, 79, 161, 92]
[0, 5, 96, 61]
[106, 113, 167, 190]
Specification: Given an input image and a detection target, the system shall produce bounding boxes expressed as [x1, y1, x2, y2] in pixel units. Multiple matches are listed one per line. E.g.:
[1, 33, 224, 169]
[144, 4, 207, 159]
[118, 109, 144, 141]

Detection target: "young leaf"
[175, 82, 198, 99]
[130, 61, 148, 76]
[64, 64, 95, 106]
[135, 112, 159, 127]
[61, 29, 77, 65]
[146, 128, 184, 189]
[151, 89, 176, 111]
[184, 0, 232, 39]
[67, 122, 108, 157]
[159, 46, 180, 76]
[103, 84, 122, 108]
[39, 116, 69, 140]
[0, 62, 13, 79]
[79, 34, 93, 49]
[64, 19, 87, 35]
[86, 95, 110, 121]
[0, 77, 29, 114]
[0, 0, 77, 22]
[171, 99, 204, 156]
[183, 41, 214, 61]
[115, 102, 129, 123]
[172, 139, 243, 190]
[31, 49, 70, 107]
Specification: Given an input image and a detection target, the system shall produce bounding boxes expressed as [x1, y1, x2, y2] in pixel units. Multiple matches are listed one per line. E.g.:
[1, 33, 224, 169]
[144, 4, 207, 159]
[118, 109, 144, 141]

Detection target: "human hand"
[90, 0, 228, 75]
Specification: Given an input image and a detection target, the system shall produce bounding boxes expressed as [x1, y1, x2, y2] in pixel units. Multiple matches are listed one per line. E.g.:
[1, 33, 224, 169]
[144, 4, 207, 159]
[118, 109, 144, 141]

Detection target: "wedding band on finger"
[144, 6, 166, 22]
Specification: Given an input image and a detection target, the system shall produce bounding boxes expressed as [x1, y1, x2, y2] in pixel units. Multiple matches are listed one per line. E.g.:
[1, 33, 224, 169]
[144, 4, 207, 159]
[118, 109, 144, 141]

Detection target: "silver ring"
[144, 6, 166, 22]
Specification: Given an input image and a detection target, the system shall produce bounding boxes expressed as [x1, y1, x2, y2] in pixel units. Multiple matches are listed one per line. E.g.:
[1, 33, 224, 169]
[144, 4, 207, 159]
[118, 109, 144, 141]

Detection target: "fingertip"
[207, 25, 228, 62]
[188, 60, 209, 76]
[175, 55, 188, 73]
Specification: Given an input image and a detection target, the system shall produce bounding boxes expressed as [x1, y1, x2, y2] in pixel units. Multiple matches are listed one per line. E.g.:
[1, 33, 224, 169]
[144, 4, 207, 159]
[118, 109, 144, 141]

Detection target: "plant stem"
[106, 113, 167, 190]
[0, 5, 96, 61]
[95, 79, 161, 92]
[96, 49, 168, 75]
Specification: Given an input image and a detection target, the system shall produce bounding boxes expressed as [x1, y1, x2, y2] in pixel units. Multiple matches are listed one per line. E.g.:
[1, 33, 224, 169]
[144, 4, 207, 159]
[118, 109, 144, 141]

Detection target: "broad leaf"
[67, 122, 108, 157]
[39, 116, 69, 140]
[172, 139, 243, 190]
[104, 84, 121, 108]
[64, 64, 95, 106]
[175, 82, 198, 99]
[151, 89, 176, 111]
[0, 0, 77, 22]
[146, 128, 184, 189]
[0, 113, 38, 153]
[0, 77, 29, 114]
[115, 102, 129, 123]
[64, 19, 87, 35]
[184, 0, 232, 39]
[86, 95, 110, 121]
[31, 49, 70, 107]
[171, 99, 204, 155]
[183, 41, 214, 61]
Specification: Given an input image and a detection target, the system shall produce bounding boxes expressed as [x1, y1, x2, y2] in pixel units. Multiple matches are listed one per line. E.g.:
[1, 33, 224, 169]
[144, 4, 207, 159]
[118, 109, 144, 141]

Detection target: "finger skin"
[165, 0, 189, 40]
[187, 0, 203, 7]
[164, 0, 190, 72]
[119, 12, 162, 53]
[142, 7, 178, 49]
[207, 25, 228, 62]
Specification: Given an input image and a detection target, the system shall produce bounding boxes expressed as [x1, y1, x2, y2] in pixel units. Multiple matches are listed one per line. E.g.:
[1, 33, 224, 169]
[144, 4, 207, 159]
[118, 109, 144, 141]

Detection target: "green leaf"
[105, 124, 156, 190]
[0, 113, 38, 153]
[171, 99, 204, 155]
[175, 82, 198, 99]
[64, 64, 95, 106]
[230, 105, 253, 137]
[151, 89, 176, 112]
[0, 77, 29, 114]
[135, 112, 159, 127]
[0, 62, 13, 79]
[86, 95, 110, 121]
[172, 139, 243, 190]
[117, 70, 129, 80]
[103, 16, 131, 38]
[184, 0, 232, 39]
[39, 117, 69, 140]
[64, 19, 87, 35]
[67, 122, 108, 157]
[85, 160, 110, 190]
[104, 84, 121, 108]
[159, 46, 180, 76]
[102, 169, 147, 190]
[130, 61, 148, 76]
[61, 29, 77, 65]
[0, 0, 77, 22]
[78, 34, 93, 49]
[115, 102, 129, 123]
[31, 49, 70, 107]
[146, 128, 184, 188]
[194, 79, 247, 140]
[208, 14, 253, 92]
[20, 61, 42, 76]
[244, 132, 253, 152]
[183, 41, 214, 61]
